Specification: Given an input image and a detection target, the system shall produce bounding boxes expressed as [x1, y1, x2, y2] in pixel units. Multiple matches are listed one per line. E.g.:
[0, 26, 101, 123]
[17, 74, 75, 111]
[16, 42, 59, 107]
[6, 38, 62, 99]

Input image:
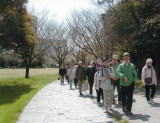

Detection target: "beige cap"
[78, 61, 83, 64]
[146, 58, 153, 63]
[112, 55, 119, 59]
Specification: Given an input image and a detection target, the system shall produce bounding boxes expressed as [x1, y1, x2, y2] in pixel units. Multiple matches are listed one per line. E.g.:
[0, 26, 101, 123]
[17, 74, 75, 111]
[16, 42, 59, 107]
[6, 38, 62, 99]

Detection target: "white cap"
[146, 58, 153, 63]
[78, 61, 83, 64]
[112, 55, 119, 59]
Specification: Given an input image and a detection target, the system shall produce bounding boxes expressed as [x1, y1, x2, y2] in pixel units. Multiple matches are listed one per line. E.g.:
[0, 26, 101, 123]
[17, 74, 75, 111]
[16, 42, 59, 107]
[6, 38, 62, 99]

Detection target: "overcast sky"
[28, 0, 101, 22]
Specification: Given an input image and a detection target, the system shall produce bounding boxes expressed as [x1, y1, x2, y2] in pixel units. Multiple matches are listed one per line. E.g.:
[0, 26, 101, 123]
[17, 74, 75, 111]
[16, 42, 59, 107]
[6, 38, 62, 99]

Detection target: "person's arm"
[67, 69, 70, 77]
[98, 70, 105, 81]
[75, 67, 78, 79]
[110, 67, 115, 79]
[59, 69, 61, 75]
[153, 68, 157, 86]
[117, 65, 125, 79]
[94, 72, 98, 88]
[141, 67, 146, 86]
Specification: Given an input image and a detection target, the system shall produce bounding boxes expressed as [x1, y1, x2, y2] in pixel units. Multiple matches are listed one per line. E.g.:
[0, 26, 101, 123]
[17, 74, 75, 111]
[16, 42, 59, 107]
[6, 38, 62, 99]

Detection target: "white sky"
[28, 0, 100, 22]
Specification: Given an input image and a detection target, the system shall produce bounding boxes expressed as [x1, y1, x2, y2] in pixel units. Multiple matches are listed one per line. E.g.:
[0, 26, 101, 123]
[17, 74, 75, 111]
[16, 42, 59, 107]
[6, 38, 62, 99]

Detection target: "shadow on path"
[127, 114, 150, 121]
[150, 102, 160, 107]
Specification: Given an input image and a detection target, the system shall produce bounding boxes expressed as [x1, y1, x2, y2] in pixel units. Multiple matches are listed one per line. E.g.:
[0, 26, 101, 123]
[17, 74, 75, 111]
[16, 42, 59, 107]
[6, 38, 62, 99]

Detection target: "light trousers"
[78, 80, 83, 94]
[103, 89, 114, 111]
[69, 79, 74, 89]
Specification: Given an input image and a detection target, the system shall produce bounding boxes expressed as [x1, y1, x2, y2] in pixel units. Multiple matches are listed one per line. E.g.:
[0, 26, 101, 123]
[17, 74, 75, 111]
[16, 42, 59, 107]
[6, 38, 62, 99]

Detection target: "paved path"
[17, 81, 113, 123]
[112, 88, 160, 123]
[17, 80, 160, 123]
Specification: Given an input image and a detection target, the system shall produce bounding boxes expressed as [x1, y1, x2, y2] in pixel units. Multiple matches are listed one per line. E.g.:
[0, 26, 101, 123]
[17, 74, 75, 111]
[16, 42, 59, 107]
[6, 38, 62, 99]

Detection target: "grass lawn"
[0, 74, 58, 123]
[0, 68, 58, 79]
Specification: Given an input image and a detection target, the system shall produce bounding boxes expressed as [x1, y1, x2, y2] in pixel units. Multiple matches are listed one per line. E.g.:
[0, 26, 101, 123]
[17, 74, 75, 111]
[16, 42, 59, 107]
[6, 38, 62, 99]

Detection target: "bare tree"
[68, 10, 112, 59]
[72, 50, 88, 63]
[46, 23, 73, 67]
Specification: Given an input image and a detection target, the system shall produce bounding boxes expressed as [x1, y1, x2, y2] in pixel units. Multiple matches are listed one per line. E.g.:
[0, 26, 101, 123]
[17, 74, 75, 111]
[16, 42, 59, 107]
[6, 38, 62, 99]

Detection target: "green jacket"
[117, 62, 137, 86]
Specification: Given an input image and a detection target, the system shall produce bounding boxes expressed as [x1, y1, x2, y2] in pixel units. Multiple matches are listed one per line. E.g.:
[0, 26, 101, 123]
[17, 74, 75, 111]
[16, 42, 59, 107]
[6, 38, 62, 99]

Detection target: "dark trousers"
[74, 79, 78, 88]
[60, 76, 65, 84]
[114, 79, 121, 101]
[96, 88, 103, 102]
[121, 83, 134, 112]
[145, 84, 156, 101]
[88, 79, 94, 95]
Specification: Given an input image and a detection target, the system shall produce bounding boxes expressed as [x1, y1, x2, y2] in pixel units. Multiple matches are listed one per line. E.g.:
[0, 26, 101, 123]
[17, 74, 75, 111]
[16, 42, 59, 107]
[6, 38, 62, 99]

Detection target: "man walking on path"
[75, 61, 86, 96]
[110, 55, 122, 104]
[59, 65, 67, 85]
[117, 52, 137, 115]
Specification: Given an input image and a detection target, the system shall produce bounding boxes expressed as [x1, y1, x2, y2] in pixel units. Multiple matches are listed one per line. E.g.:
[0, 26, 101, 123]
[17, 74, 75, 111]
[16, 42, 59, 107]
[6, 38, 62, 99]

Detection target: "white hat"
[146, 58, 153, 63]
[78, 61, 83, 64]
[112, 55, 119, 59]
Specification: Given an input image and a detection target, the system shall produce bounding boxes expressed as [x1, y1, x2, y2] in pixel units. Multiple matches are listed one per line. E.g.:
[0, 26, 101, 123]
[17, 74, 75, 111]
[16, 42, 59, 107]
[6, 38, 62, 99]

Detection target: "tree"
[46, 23, 73, 68]
[0, 0, 37, 78]
[72, 50, 88, 64]
[104, 0, 160, 76]
[68, 10, 112, 59]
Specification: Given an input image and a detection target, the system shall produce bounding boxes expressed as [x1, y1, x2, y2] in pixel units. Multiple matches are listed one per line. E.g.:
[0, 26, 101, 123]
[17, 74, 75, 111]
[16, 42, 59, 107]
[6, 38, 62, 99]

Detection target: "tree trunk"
[25, 65, 30, 78]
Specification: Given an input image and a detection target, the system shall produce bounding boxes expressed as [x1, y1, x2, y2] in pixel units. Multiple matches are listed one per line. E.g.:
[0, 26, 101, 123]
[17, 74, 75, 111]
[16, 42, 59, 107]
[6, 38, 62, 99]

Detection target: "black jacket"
[86, 67, 96, 80]
[59, 68, 66, 76]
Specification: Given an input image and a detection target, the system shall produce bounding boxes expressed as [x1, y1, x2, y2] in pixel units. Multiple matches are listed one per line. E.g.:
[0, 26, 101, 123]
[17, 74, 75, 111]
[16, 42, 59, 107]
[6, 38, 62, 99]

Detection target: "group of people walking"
[59, 52, 158, 116]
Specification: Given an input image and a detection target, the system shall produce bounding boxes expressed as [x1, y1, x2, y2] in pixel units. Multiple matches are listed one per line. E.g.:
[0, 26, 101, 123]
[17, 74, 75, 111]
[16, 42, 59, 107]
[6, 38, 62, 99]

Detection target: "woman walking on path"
[86, 62, 96, 97]
[75, 61, 86, 96]
[98, 59, 115, 113]
[59, 65, 67, 85]
[74, 64, 78, 89]
[142, 58, 157, 104]
[117, 52, 137, 115]
[94, 68, 103, 104]
[67, 64, 76, 90]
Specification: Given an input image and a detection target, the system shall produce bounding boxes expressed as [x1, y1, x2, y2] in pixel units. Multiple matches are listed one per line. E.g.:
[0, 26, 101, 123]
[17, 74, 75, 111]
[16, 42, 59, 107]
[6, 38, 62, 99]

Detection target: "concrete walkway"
[17, 80, 113, 123]
[17, 80, 160, 123]
[113, 88, 160, 123]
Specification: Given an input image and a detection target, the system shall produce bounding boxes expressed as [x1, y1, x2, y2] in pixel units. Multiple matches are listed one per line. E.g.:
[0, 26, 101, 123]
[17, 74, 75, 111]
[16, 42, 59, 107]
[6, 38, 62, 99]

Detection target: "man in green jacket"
[117, 52, 137, 115]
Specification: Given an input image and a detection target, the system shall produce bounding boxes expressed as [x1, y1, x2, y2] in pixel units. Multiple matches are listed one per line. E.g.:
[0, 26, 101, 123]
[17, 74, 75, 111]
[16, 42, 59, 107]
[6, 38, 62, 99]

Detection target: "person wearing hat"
[117, 52, 137, 115]
[98, 59, 115, 113]
[86, 61, 96, 97]
[75, 61, 86, 96]
[141, 58, 157, 104]
[110, 55, 122, 105]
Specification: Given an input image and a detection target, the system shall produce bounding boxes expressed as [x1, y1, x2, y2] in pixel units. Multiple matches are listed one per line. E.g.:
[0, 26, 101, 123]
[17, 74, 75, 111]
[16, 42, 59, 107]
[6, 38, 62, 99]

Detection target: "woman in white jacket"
[141, 58, 157, 104]
[94, 69, 103, 103]
[98, 59, 115, 113]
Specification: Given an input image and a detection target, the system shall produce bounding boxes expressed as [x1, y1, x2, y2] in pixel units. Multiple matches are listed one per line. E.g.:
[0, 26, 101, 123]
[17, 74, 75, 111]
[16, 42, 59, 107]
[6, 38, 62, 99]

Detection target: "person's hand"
[124, 77, 128, 83]
[105, 73, 110, 80]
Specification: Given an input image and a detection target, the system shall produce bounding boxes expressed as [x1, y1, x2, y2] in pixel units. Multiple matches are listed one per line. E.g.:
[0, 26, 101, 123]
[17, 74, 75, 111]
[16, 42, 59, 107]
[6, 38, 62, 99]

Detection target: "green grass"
[111, 114, 129, 123]
[135, 80, 143, 88]
[0, 68, 58, 79]
[0, 74, 58, 123]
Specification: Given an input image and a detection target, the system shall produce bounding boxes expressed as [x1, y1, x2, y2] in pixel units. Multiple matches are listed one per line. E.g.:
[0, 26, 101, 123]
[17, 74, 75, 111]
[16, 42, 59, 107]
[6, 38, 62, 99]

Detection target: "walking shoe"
[150, 98, 154, 103]
[118, 101, 122, 105]
[127, 111, 133, 115]
[113, 100, 116, 104]
[147, 100, 152, 104]
[122, 106, 127, 114]
[104, 109, 109, 113]
[80, 93, 83, 96]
